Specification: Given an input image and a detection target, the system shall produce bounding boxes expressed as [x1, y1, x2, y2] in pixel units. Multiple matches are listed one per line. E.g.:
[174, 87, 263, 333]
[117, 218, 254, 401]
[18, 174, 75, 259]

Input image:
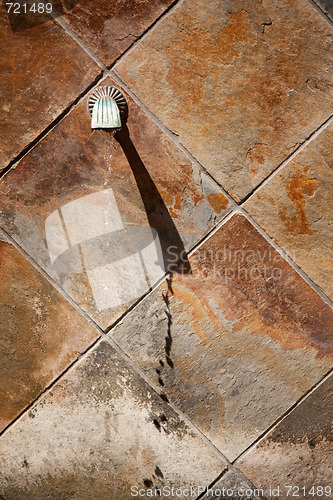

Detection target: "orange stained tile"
[279, 167, 318, 235]
[207, 193, 230, 214]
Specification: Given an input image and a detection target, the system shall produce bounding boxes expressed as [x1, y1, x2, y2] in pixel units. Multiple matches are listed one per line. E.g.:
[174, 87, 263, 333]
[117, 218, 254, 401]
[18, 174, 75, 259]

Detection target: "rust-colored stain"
[172, 283, 217, 343]
[246, 143, 273, 180]
[215, 10, 257, 66]
[171, 284, 207, 342]
[279, 167, 318, 235]
[244, 125, 333, 301]
[165, 9, 257, 111]
[207, 193, 229, 214]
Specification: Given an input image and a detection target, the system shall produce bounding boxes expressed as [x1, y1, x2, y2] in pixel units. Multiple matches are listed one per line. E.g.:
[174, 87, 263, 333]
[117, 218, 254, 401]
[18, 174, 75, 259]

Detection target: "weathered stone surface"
[0, 76, 230, 329]
[111, 214, 333, 460]
[245, 122, 333, 300]
[0, 240, 99, 433]
[238, 375, 333, 500]
[208, 470, 264, 499]
[115, 0, 333, 201]
[0, 3, 100, 171]
[0, 340, 226, 499]
[59, 0, 176, 65]
[315, 0, 333, 21]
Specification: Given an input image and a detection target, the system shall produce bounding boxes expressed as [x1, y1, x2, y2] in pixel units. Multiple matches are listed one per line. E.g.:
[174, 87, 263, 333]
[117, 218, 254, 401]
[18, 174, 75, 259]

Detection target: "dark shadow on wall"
[114, 124, 191, 276]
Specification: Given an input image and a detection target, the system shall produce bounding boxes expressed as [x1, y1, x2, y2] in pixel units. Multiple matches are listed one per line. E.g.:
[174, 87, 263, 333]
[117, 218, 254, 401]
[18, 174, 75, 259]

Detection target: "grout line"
[0, 336, 103, 439]
[239, 208, 333, 308]
[108, 0, 184, 70]
[195, 468, 229, 500]
[109, 70, 237, 205]
[241, 113, 333, 204]
[307, 0, 333, 28]
[1, 203, 332, 449]
[0, 0, 183, 177]
[102, 334, 231, 465]
[0, 211, 235, 338]
[53, 16, 107, 69]
[195, 466, 269, 500]
[0, 71, 105, 179]
[233, 368, 333, 465]
[0, 228, 108, 332]
[0, 0, 331, 487]
[187, 209, 239, 257]
[38, 0, 106, 69]
[50, 0, 183, 72]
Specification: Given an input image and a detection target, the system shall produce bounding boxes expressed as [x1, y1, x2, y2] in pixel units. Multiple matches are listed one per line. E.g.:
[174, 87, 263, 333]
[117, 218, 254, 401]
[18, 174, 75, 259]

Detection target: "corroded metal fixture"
[88, 86, 127, 130]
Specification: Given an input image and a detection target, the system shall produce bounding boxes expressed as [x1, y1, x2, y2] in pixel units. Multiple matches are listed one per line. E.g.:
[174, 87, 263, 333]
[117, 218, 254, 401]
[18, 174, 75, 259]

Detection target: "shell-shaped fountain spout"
[88, 86, 127, 131]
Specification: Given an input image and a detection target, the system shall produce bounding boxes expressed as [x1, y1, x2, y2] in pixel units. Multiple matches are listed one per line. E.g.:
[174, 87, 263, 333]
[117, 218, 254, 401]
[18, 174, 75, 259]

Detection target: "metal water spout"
[88, 86, 127, 131]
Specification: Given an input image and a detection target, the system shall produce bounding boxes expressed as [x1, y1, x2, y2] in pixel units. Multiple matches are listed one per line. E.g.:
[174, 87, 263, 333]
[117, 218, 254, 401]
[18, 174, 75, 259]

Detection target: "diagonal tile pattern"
[245, 121, 333, 300]
[115, 0, 333, 201]
[238, 374, 333, 500]
[57, 0, 176, 65]
[209, 469, 264, 499]
[0, 340, 226, 500]
[111, 214, 333, 460]
[0, 2, 100, 171]
[0, 76, 230, 329]
[315, 0, 333, 21]
[0, 0, 332, 496]
[0, 237, 99, 433]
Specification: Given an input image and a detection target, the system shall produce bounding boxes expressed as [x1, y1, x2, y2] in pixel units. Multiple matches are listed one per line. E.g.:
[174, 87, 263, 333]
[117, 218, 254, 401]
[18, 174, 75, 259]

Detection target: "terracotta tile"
[115, 0, 333, 201]
[245, 122, 333, 300]
[0, 76, 230, 330]
[0, 340, 226, 499]
[0, 240, 99, 433]
[238, 375, 333, 500]
[59, 0, 176, 65]
[0, 3, 100, 171]
[111, 214, 333, 460]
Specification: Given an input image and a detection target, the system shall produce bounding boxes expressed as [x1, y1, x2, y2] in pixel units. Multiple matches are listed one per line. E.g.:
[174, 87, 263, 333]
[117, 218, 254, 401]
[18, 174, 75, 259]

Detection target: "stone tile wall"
[0, 0, 332, 498]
